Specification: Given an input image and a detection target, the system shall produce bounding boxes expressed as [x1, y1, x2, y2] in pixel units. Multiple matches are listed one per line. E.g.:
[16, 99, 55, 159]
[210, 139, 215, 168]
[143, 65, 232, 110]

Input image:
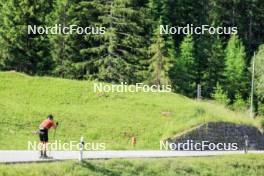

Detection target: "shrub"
[261, 118, 264, 130]
[258, 101, 264, 116]
[211, 83, 230, 105]
[232, 93, 248, 111]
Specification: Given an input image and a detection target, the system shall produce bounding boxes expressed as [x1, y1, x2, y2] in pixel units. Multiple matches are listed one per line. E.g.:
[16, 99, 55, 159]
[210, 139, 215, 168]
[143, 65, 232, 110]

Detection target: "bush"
[212, 83, 230, 105]
[258, 101, 264, 116]
[261, 118, 264, 130]
[232, 93, 248, 111]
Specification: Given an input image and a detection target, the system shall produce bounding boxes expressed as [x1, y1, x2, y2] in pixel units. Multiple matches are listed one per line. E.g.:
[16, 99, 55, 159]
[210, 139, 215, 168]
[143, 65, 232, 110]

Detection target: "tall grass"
[0, 154, 264, 176]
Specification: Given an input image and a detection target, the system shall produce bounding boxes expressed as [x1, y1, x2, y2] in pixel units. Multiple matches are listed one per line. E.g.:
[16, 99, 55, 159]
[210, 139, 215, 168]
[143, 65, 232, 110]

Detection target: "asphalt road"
[1, 150, 264, 163]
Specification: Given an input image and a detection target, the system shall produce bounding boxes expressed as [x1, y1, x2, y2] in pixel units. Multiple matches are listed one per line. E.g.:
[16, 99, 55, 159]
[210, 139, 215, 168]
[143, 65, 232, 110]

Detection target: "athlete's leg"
[43, 142, 48, 157]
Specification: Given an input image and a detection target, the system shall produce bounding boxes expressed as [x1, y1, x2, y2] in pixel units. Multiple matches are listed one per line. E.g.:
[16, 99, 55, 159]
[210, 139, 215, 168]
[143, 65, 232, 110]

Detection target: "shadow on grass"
[80, 161, 121, 176]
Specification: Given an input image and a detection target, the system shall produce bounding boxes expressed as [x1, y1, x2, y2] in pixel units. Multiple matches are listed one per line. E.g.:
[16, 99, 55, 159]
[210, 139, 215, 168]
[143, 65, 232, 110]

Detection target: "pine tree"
[0, 0, 52, 75]
[203, 35, 225, 97]
[254, 44, 264, 115]
[47, 0, 150, 81]
[160, 0, 176, 64]
[48, 0, 71, 78]
[198, 0, 226, 98]
[211, 82, 230, 105]
[148, 20, 172, 86]
[173, 34, 196, 97]
[224, 34, 247, 99]
[48, 0, 100, 79]
[148, 0, 176, 87]
[87, 0, 150, 83]
[232, 93, 248, 111]
[148, 0, 174, 25]
[187, 0, 211, 97]
[148, 0, 161, 23]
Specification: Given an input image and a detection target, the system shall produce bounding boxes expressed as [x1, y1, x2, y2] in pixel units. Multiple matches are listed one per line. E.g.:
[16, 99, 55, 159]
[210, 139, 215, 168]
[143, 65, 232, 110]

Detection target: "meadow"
[0, 71, 259, 150]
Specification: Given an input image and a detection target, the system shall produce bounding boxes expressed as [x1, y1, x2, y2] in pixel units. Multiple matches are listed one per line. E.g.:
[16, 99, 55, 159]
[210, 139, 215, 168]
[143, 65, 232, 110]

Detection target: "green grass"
[1, 155, 264, 176]
[0, 71, 259, 149]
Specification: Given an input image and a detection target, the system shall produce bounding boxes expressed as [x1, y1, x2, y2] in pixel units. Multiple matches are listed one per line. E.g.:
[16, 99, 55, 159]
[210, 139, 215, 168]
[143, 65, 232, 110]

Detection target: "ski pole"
[49, 122, 59, 157]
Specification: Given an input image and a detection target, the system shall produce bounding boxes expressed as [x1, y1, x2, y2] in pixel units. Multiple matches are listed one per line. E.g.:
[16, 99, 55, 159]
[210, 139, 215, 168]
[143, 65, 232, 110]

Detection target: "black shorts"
[39, 129, 48, 142]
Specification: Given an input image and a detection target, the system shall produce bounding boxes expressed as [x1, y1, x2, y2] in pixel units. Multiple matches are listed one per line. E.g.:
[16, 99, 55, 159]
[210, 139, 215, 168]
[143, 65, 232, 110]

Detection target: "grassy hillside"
[0, 71, 259, 149]
[1, 155, 264, 176]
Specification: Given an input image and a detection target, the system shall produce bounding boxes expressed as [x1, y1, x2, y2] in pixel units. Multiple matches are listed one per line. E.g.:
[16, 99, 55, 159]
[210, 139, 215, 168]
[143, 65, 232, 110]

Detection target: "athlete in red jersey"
[40, 118, 55, 129]
[39, 114, 58, 158]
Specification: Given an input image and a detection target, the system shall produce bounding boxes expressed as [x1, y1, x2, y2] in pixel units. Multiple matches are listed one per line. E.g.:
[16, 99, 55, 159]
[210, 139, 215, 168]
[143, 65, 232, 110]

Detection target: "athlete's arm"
[52, 121, 59, 129]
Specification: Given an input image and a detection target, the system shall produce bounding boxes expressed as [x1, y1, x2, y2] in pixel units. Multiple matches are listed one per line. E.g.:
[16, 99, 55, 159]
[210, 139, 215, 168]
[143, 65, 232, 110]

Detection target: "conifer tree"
[87, 0, 150, 83]
[48, 0, 100, 79]
[148, 20, 172, 86]
[148, 0, 161, 23]
[173, 34, 196, 97]
[224, 34, 247, 99]
[211, 82, 230, 105]
[48, 0, 71, 78]
[148, 0, 176, 88]
[254, 44, 264, 115]
[203, 35, 225, 97]
[0, 0, 52, 74]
